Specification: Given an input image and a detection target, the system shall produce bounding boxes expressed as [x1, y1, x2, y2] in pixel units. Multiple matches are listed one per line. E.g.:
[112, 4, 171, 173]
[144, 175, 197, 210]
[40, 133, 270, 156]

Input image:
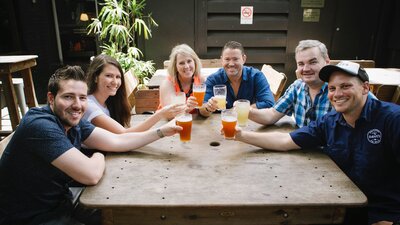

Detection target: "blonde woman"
[159, 44, 205, 114]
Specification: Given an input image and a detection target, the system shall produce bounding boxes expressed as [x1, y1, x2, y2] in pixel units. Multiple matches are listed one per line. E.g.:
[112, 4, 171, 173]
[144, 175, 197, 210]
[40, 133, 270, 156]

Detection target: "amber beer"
[176, 113, 192, 142]
[193, 83, 206, 107]
[221, 109, 237, 139]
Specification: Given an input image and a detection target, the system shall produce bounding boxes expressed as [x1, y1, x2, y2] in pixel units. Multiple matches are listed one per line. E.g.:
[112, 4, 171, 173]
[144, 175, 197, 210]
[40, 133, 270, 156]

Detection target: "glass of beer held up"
[221, 109, 237, 139]
[175, 113, 192, 142]
[235, 99, 250, 127]
[193, 83, 206, 107]
[213, 85, 227, 110]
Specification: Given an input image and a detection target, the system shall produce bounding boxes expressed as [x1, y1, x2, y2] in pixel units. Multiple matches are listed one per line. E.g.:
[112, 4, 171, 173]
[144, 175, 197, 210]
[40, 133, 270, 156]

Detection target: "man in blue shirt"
[249, 40, 332, 127]
[235, 61, 400, 225]
[200, 41, 275, 116]
[0, 66, 182, 225]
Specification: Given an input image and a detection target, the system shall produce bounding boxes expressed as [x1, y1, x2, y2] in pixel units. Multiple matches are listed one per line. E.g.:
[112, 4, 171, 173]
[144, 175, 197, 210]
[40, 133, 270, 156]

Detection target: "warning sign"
[240, 6, 253, 24]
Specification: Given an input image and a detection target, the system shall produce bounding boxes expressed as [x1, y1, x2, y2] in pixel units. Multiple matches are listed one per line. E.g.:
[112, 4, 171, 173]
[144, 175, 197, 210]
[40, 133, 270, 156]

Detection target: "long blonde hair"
[167, 44, 202, 83]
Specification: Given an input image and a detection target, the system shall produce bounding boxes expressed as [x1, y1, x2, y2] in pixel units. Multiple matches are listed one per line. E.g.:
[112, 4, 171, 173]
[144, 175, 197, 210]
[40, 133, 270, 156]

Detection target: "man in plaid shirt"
[249, 39, 332, 128]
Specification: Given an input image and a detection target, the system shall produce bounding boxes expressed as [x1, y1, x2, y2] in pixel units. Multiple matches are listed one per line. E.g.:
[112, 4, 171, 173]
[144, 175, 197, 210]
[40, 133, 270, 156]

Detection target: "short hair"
[48, 65, 86, 97]
[295, 40, 329, 60]
[222, 41, 245, 55]
[86, 54, 131, 127]
[167, 44, 202, 83]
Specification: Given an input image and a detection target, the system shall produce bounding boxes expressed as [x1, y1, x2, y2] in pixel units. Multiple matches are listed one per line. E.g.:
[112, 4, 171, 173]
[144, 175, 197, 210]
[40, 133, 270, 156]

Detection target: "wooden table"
[0, 55, 39, 130]
[146, 68, 219, 89]
[80, 114, 367, 225]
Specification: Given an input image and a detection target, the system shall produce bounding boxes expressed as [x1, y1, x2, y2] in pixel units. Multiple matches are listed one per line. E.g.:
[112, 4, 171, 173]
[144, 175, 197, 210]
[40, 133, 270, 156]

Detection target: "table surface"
[0, 55, 38, 64]
[80, 115, 367, 208]
[366, 68, 400, 85]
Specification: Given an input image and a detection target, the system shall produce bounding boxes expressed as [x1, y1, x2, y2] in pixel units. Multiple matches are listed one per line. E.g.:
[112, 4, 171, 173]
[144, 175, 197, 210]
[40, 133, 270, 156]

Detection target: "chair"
[374, 84, 398, 102]
[124, 70, 139, 113]
[391, 85, 400, 105]
[0, 79, 28, 132]
[329, 59, 375, 68]
[164, 58, 221, 69]
[261, 64, 287, 101]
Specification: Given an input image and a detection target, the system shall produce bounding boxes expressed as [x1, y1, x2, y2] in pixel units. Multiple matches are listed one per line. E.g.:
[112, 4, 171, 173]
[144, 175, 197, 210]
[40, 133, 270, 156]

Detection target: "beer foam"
[176, 115, 192, 122]
[222, 115, 237, 122]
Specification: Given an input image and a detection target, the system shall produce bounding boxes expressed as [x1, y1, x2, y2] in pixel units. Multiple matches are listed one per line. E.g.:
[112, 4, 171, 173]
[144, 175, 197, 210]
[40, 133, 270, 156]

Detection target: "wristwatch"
[156, 128, 165, 138]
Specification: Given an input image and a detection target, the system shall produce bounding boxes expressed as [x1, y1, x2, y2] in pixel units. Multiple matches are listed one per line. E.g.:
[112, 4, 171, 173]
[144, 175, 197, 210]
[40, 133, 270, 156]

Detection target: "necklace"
[177, 75, 194, 98]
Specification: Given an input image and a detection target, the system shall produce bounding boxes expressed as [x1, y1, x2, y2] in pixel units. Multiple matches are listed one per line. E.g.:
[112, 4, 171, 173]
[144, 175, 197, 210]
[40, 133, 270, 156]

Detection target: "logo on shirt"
[367, 129, 382, 144]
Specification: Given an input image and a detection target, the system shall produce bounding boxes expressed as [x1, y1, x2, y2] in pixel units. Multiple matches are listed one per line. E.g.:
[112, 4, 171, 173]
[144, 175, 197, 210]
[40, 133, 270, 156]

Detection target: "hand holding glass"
[175, 113, 192, 142]
[221, 109, 237, 139]
[235, 99, 250, 127]
[172, 92, 186, 105]
[193, 83, 206, 107]
[213, 85, 227, 110]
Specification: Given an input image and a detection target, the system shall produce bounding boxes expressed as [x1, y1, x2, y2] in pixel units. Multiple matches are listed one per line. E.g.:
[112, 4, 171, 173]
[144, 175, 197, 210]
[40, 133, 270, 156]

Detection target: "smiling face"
[176, 53, 195, 80]
[327, 72, 369, 116]
[48, 79, 88, 131]
[295, 47, 329, 87]
[95, 64, 122, 97]
[221, 48, 246, 78]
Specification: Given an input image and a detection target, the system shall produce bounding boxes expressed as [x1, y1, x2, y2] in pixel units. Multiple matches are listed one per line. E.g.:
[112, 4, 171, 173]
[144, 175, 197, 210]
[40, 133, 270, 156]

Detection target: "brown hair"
[86, 54, 131, 127]
[48, 65, 86, 98]
[222, 41, 245, 55]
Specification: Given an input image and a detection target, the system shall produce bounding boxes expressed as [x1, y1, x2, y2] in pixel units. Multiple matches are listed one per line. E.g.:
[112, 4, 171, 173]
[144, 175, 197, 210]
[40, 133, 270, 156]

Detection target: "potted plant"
[87, 0, 157, 89]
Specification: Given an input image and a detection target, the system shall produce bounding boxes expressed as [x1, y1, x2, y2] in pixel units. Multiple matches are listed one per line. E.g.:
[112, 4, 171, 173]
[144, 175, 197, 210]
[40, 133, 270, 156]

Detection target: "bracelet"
[156, 128, 165, 138]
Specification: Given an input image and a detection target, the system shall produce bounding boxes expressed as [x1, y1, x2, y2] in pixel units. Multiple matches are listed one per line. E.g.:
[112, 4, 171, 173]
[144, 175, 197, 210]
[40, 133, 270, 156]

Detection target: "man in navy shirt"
[0, 66, 182, 225]
[199, 41, 275, 116]
[235, 61, 400, 225]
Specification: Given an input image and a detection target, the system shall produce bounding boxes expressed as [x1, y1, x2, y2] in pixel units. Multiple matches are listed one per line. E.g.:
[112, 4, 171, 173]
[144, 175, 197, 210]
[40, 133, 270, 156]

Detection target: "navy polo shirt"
[0, 106, 95, 224]
[290, 96, 400, 223]
[204, 66, 275, 109]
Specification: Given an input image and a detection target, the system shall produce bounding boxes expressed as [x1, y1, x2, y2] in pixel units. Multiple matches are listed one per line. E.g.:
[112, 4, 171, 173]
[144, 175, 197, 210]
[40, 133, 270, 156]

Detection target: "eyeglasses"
[305, 106, 316, 121]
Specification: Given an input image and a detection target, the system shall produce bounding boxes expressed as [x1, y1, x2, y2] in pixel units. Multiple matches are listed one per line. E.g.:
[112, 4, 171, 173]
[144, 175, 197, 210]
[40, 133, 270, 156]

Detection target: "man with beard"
[200, 41, 275, 116]
[0, 66, 182, 225]
[234, 61, 400, 225]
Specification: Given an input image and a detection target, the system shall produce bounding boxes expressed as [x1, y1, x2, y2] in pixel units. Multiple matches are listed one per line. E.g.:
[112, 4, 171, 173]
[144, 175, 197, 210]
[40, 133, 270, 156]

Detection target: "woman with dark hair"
[84, 54, 184, 133]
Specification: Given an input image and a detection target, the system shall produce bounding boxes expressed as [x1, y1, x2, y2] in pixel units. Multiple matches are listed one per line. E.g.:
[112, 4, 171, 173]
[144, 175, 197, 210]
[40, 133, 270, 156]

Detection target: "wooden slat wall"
[195, 0, 289, 71]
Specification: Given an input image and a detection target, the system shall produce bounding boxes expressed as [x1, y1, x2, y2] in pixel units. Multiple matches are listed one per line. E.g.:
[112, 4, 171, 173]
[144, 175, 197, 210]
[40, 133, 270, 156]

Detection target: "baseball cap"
[319, 61, 369, 82]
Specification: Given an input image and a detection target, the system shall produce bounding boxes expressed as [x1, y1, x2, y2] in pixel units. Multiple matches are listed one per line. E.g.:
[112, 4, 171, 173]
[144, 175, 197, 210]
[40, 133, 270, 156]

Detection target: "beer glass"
[173, 92, 186, 105]
[213, 85, 227, 110]
[193, 83, 206, 107]
[235, 99, 250, 127]
[221, 109, 237, 139]
[175, 113, 192, 142]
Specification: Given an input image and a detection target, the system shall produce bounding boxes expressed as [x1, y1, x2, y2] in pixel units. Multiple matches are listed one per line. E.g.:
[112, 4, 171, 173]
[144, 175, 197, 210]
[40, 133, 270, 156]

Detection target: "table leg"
[20, 68, 38, 108]
[0, 74, 20, 130]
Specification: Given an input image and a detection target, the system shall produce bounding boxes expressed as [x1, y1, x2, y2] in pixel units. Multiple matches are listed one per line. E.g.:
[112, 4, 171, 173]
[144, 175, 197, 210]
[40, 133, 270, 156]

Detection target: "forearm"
[106, 129, 161, 152]
[249, 108, 282, 125]
[128, 113, 162, 132]
[236, 131, 300, 151]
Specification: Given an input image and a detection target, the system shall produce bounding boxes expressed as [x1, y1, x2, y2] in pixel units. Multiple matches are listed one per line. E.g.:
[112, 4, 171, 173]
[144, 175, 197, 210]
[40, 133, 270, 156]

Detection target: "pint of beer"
[235, 99, 250, 127]
[221, 109, 237, 139]
[213, 85, 227, 110]
[193, 83, 206, 107]
[176, 113, 192, 142]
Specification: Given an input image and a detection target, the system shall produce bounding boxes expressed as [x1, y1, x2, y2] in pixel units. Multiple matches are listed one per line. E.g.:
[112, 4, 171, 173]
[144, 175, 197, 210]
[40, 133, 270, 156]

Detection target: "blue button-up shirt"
[290, 96, 400, 223]
[204, 66, 275, 109]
